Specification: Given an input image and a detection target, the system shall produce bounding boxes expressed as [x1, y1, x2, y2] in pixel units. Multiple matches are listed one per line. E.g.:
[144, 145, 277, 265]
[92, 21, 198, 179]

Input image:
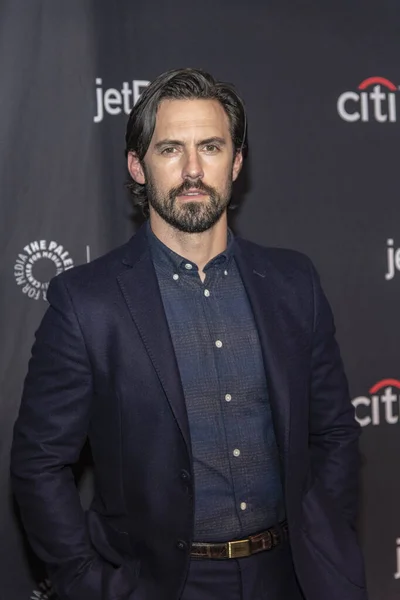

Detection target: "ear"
[232, 151, 243, 182]
[127, 152, 146, 184]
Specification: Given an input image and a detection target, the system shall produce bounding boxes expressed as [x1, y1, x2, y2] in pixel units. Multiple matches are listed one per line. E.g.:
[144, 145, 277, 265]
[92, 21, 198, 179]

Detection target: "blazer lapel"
[234, 241, 291, 474]
[116, 228, 191, 455]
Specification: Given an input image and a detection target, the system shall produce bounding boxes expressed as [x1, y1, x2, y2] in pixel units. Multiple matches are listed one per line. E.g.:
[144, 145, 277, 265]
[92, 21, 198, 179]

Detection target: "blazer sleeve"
[307, 260, 361, 529]
[10, 275, 136, 599]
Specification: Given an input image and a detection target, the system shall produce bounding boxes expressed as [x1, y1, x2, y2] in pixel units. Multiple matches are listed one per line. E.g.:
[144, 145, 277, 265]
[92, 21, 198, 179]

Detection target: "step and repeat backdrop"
[1, 1, 399, 598]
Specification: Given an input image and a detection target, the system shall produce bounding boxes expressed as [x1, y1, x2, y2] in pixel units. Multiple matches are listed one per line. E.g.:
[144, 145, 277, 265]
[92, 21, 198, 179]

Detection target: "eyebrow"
[154, 137, 227, 150]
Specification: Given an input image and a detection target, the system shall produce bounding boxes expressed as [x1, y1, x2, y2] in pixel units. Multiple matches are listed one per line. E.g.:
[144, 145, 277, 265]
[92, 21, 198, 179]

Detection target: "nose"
[182, 148, 204, 181]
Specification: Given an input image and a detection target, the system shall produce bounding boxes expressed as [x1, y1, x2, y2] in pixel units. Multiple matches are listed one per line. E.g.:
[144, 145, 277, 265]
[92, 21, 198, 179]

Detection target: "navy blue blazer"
[11, 225, 367, 600]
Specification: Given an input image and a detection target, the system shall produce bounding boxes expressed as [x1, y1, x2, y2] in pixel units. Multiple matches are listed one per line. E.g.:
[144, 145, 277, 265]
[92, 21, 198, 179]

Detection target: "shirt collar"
[146, 221, 235, 274]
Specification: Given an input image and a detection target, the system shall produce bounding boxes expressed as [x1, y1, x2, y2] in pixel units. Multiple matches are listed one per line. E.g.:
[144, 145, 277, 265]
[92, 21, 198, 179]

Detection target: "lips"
[170, 181, 214, 200]
[178, 189, 207, 197]
[180, 191, 205, 195]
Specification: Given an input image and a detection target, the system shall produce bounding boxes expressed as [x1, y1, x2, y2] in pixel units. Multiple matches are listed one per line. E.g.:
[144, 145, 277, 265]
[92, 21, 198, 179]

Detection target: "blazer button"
[180, 469, 191, 482]
[176, 540, 188, 551]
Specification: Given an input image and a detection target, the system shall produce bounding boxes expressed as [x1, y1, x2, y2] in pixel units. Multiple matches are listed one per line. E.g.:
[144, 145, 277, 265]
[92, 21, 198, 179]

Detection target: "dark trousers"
[181, 540, 304, 600]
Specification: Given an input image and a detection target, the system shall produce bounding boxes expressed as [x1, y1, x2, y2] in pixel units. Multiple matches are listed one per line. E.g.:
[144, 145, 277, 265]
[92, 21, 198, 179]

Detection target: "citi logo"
[337, 77, 398, 122]
[352, 379, 400, 427]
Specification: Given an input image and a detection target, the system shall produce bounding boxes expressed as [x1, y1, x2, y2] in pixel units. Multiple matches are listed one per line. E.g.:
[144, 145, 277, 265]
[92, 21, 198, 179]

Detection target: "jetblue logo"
[94, 78, 150, 123]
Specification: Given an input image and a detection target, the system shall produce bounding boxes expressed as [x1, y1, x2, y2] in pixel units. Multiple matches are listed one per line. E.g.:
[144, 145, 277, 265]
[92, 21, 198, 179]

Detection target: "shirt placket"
[204, 264, 250, 535]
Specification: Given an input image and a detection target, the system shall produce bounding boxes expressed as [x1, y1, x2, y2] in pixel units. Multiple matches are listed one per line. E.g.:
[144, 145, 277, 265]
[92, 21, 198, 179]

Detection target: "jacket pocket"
[86, 509, 140, 576]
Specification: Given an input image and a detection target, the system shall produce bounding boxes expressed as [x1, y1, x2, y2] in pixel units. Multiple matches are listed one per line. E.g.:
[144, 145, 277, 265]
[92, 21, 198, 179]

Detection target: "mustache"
[169, 179, 216, 199]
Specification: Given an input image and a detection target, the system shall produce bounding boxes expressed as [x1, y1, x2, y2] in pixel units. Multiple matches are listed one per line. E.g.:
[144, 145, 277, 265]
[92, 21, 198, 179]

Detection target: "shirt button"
[176, 540, 188, 551]
[233, 448, 241, 457]
[215, 340, 223, 348]
[224, 270, 228, 276]
[173, 274, 179, 281]
[180, 469, 190, 482]
[184, 263, 193, 270]
[225, 394, 232, 402]
[240, 502, 247, 511]
[204, 289, 210, 297]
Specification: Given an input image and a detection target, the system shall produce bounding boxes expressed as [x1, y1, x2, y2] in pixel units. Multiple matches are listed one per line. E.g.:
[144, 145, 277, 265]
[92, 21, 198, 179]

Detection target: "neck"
[149, 210, 228, 276]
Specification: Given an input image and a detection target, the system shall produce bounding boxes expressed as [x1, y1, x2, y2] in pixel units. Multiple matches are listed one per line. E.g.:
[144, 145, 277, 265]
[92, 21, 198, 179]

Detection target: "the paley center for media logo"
[337, 76, 398, 122]
[94, 78, 150, 123]
[14, 240, 75, 301]
[352, 379, 400, 426]
[13, 241, 91, 301]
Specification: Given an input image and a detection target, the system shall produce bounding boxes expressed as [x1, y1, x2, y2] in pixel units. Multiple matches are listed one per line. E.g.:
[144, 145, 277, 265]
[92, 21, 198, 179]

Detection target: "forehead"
[152, 98, 231, 140]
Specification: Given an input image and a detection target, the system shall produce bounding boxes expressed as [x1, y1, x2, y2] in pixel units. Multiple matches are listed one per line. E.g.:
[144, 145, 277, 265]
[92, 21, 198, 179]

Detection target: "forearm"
[10, 274, 96, 590]
[10, 445, 96, 573]
[309, 416, 361, 525]
[308, 258, 361, 527]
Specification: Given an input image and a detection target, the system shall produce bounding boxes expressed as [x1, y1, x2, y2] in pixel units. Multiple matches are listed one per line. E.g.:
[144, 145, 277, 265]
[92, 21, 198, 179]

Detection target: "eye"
[161, 146, 177, 155]
[203, 144, 220, 153]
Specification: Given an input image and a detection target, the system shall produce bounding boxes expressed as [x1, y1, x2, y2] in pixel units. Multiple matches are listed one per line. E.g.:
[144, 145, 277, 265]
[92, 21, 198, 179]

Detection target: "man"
[11, 68, 367, 600]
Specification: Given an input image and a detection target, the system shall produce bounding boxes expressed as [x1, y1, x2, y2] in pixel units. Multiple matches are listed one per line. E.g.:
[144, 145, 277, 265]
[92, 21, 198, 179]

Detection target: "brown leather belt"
[190, 521, 288, 559]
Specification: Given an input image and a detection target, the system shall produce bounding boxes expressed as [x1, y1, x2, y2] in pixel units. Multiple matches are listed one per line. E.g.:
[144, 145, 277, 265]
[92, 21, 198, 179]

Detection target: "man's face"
[129, 98, 242, 233]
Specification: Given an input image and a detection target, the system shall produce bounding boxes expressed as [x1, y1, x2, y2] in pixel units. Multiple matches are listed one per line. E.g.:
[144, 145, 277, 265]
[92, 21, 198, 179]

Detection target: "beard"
[146, 174, 232, 234]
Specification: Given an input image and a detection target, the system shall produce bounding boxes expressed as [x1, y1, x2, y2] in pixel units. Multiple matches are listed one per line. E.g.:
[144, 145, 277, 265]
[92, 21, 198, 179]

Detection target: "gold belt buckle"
[227, 538, 251, 558]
